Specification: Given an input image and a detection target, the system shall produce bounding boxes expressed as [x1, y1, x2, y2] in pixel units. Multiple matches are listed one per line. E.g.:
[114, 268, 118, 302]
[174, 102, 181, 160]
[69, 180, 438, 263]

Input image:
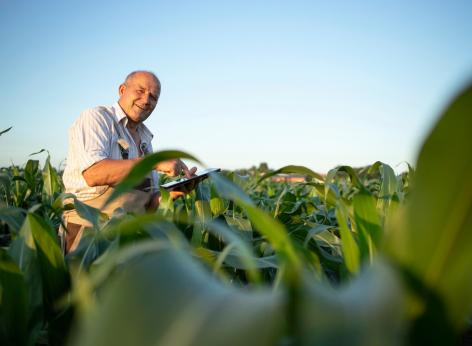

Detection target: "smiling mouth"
[135, 104, 148, 111]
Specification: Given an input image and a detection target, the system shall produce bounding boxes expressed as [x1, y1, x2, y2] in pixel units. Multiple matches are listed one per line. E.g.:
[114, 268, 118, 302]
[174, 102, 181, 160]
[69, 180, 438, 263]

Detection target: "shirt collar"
[112, 102, 154, 139]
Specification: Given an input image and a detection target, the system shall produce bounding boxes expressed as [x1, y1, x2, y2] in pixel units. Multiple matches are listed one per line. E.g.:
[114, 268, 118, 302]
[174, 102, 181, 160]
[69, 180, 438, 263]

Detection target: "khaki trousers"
[60, 187, 153, 253]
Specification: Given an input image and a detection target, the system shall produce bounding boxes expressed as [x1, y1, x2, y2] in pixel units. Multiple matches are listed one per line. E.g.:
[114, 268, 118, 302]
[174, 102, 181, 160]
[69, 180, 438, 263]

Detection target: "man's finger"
[189, 167, 197, 176]
[170, 191, 185, 200]
[179, 160, 193, 178]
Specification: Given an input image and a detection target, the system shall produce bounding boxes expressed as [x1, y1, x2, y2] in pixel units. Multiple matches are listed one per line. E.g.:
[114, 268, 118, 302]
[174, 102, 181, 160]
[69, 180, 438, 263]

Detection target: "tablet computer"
[160, 168, 221, 192]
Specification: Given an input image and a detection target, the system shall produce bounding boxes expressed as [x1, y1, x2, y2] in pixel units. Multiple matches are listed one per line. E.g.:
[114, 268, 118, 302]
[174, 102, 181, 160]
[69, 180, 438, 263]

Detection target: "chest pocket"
[98, 106, 129, 160]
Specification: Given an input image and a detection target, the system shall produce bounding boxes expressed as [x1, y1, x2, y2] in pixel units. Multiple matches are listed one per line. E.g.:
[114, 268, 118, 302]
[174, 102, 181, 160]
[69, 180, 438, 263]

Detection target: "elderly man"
[62, 70, 196, 252]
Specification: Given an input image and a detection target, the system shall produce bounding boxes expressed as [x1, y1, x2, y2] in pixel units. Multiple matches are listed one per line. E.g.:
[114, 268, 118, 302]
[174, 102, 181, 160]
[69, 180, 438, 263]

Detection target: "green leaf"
[42, 156, 62, 200]
[9, 214, 72, 344]
[210, 197, 226, 217]
[26, 214, 72, 344]
[210, 247, 278, 271]
[0, 207, 26, 235]
[105, 150, 201, 207]
[0, 249, 28, 346]
[29, 149, 47, 156]
[211, 174, 301, 272]
[7, 228, 44, 344]
[303, 224, 335, 247]
[24, 214, 69, 307]
[332, 166, 364, 190]
[101, 214, 179, 244]
[335, 202, 360, 274]
[70, 243, 286, 346]
[156, 188, 173, 219]
[206, 220, 262, 282]
[257, 165, 324, 184]
[210, 173, 254, 206]
[244, 204, 301, 272]
[0, 126, 12, 136]
[74, 198, 101, 229]
[24, 159, 40, 190]
[379, 163, 398, 198]
[386, 82, 472, 329]
[209, 183, 227, 217]
[306, 181, 338, 207]
[296, 260, 405, 345]
[191, 183, 212, 246]
[224, 215, 253, 241]
[0, 173, 10, 195]
[353, 191, 382, 260]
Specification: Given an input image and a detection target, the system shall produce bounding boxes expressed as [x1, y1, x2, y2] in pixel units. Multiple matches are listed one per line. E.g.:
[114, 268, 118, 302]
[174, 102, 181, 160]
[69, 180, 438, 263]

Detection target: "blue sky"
[1, 0, 471, 173]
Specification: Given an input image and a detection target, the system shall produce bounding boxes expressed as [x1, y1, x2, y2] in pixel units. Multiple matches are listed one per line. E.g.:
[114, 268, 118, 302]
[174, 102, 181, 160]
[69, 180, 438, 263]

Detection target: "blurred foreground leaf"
[386, 82, 472, 337]
[0, 249, 28, 346]
[70, 243, 286, 346]
[297, 260, 405, 345]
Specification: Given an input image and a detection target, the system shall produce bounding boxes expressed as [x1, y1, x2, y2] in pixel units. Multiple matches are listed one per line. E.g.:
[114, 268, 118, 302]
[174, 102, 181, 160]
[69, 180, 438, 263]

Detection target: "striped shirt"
[62, 102, 159, 201]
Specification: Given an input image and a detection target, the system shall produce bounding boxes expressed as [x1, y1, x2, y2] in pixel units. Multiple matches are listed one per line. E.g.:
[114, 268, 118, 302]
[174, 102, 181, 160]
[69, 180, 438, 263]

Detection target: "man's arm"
[83, 158, 189, 210]
[83, 157, 197, 187]
[82, 158, 140, 187]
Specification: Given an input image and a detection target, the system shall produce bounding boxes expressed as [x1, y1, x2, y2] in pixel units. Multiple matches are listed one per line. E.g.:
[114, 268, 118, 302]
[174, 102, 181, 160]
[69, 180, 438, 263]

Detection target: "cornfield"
[0, 83, 471, 346]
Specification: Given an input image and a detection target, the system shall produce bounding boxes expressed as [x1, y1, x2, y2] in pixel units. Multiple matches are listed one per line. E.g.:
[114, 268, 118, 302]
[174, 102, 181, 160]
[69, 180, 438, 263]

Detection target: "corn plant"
[1, 82, 471, 345]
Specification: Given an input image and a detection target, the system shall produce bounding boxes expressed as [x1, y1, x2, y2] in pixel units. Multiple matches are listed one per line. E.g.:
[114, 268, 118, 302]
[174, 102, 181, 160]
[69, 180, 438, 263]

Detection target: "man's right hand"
[155, 159, 197, 178]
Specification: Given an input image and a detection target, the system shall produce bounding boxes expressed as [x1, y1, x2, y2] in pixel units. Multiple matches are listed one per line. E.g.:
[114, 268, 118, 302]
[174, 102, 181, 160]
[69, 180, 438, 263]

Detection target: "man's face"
[118, 72, 160, 123]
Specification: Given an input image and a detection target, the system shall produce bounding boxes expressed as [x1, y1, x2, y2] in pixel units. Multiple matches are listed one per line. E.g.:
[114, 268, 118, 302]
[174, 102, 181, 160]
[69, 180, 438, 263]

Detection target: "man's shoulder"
[74, 105, 115, 127]
[80, 105, 114, 118]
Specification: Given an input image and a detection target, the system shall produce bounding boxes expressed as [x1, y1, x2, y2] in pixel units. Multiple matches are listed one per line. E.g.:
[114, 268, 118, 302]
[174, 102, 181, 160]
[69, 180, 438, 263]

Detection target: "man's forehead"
[130, 72, 157, 83]
[129, 73, 160, 90]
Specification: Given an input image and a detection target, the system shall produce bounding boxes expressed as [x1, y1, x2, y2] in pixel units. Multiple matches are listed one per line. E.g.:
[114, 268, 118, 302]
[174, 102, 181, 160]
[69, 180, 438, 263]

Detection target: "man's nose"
[142, 92, 151, 104]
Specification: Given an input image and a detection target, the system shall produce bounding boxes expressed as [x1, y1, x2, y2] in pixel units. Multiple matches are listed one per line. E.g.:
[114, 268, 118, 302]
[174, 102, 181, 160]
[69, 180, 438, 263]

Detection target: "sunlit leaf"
[386, 82, 472, 331]
[257, 165, 324, 184]
[211, 173, 301, 271]
[42, 156, 62, 200]
[105, 150, 201, 207]
[353, 191, 382, 261]
[335, 202, 360, 274]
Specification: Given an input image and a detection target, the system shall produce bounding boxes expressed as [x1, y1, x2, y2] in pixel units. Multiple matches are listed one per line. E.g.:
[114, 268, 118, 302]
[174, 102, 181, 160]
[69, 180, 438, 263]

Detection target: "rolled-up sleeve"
[70, 109, 113, 173]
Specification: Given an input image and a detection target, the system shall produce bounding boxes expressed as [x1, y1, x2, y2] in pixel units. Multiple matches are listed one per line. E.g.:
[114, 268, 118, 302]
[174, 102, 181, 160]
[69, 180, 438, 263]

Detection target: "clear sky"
[1, 0, 471, 173]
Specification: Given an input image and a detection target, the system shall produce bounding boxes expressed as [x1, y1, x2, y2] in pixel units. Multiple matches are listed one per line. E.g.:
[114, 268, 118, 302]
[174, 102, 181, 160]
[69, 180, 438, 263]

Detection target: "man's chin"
[127, 112, 149, 123]
[137, 113, 151, 122]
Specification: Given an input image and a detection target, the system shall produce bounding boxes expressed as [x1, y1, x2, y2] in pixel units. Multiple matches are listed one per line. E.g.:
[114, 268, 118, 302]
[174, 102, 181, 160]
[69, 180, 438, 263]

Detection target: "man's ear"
[118, 83, 126, 96]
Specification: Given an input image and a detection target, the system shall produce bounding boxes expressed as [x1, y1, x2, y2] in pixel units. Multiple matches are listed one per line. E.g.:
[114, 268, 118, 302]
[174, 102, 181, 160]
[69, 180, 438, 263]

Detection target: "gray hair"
[124, 70, 160, 86]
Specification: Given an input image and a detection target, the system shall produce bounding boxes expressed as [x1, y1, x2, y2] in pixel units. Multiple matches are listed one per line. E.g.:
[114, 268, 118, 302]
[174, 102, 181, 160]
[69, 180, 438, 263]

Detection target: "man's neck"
[126, 118, 139, 132]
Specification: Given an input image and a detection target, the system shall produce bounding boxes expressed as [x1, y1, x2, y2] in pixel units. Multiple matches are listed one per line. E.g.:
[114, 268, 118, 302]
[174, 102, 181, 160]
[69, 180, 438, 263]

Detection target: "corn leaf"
[104, 150, 201, 207]
[296, 260, 405, 345]
[70, 243, 286, 346]
[335, 202, 360, 274]
[386, 82, 472, 330]
[257, 165, 324, 184]
[0, 249, 28, 346]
